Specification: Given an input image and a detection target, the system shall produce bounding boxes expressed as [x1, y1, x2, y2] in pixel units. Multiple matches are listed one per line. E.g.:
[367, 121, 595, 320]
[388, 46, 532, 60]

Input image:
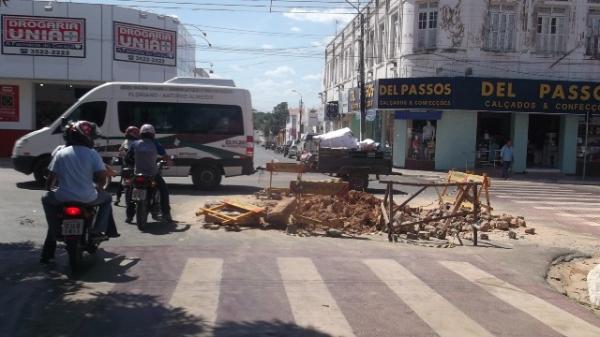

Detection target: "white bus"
[12, 78, 255, 189]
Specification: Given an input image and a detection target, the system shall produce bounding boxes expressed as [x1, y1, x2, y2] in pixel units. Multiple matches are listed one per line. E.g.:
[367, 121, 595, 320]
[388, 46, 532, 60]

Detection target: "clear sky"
[73, 0, 357, 112]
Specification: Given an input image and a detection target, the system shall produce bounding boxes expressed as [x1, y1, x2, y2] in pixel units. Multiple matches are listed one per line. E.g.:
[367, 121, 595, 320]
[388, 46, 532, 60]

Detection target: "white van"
[12, 79, 255, 189]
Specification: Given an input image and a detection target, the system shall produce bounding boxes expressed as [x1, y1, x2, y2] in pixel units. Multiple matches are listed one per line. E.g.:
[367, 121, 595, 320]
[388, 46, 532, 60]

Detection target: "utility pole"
[346, 1, 365, 141]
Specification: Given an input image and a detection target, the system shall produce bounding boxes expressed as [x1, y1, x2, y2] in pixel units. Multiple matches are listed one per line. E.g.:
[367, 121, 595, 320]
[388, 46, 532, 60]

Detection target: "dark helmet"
[64, 120, 99, 148]
[125, 126, 140, 140]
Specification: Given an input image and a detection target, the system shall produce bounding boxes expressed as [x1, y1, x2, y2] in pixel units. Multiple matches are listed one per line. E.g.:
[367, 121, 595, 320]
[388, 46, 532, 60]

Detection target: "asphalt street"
[1, 147, 600, 337]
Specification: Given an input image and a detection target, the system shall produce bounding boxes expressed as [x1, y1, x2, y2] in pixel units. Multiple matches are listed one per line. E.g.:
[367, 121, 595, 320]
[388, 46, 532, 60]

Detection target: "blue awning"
[394, 110, 442, 120]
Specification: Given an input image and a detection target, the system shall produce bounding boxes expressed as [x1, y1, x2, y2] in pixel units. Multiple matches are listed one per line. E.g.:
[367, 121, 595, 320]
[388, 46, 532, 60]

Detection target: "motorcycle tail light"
[64, 206, 82, 217]
[134, 176, 145, 185]
[246, 136, 254, 157]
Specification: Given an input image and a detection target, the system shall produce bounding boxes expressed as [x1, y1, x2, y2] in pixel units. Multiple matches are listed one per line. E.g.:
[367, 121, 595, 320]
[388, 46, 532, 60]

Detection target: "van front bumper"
[12, 155, 35, 175]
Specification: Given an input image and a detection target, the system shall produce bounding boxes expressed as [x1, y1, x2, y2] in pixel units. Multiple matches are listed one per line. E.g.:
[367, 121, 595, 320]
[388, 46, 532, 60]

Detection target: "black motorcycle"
[58, 203, 106, 272]
[130, 160, 167, 230]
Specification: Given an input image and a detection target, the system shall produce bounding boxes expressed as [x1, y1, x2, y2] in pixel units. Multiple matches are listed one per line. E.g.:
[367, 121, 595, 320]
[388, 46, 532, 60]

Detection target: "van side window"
[66, 101, 107, 126]
[117, 102, 244, 135]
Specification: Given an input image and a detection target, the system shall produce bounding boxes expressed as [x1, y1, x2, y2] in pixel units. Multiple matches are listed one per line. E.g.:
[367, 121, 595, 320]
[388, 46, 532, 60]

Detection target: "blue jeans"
[502, 161, 512, 178]
[41, 191, 117, 259]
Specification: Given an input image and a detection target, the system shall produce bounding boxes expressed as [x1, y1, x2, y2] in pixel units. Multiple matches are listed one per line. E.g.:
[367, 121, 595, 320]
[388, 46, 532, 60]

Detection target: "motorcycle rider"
[40, 121, 120, 264]
[114, 126, 140, 205]
[125, 124, 173, 223]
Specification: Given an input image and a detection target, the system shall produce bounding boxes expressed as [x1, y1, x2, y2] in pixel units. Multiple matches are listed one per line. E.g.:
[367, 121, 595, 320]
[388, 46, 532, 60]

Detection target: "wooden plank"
[266, 162, 307, 173]
[289, 180, 349, 196]
[222, 200, 265, 214]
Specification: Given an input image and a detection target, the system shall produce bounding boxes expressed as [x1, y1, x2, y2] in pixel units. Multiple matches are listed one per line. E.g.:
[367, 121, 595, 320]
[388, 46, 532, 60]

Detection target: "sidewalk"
[392, 166, 600, 186]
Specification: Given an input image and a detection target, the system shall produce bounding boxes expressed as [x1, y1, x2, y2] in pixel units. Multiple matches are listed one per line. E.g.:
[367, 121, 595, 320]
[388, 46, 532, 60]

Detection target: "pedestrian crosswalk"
[34, 255, 600, 337]
[488, 180, 600, 228]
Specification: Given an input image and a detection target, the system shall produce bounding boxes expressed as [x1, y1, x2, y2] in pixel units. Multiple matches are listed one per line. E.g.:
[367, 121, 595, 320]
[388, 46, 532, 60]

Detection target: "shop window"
[535, 7, 568, 54]
[484, 4, 516, 52]
[586, 14, 600, 58]
[578, 116, 600, 175]
[416, 2, 438, 50]
[407, 120, 437, 161]
[476, 112, 512, 167]
[527, 115, 560, 169]
[67, 101, 107, 127]
[118, 102, 243, 135]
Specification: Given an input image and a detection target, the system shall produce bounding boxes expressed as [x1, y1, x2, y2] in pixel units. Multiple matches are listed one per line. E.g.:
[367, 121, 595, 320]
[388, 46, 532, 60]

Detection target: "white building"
[323, 0, 600, 175]
[0, 0, 196, 156]
[286, 107, 300, 142]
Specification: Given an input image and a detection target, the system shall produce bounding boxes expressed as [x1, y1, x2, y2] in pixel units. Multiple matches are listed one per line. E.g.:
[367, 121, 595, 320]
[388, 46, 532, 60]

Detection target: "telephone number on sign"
[133, 55, 166, 64]
[23, 49, 71, 56]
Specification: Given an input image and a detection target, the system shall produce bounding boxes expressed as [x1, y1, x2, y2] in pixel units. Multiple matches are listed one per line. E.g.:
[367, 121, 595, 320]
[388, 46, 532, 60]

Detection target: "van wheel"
[33, 156, 51, 185]
[192, 165, 222, 190]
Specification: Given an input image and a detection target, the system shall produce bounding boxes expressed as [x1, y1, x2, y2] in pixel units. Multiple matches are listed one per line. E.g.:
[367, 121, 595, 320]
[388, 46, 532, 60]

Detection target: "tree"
[271, 102, 289, 134]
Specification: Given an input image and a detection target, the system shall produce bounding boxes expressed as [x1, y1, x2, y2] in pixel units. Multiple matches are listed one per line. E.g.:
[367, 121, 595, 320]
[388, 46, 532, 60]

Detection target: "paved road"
[2, 147, 600, 337]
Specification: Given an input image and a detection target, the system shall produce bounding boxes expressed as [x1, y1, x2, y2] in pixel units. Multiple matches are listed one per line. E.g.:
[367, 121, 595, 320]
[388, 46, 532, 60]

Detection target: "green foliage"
[253, 102, 289, 138]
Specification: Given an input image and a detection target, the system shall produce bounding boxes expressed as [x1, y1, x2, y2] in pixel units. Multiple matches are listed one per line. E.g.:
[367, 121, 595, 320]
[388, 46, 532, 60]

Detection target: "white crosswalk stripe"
[440, 260, 600, 337]
[169, 258, 223, 325]
[496, 195, 594, 200]
[278, 257, 356, 337]
[364, 259, 494, 337]
[515, 200, 600, 205]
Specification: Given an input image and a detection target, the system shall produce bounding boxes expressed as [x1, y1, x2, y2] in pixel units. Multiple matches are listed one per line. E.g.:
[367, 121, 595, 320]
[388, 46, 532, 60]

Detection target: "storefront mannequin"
[422, 121, 436, 143]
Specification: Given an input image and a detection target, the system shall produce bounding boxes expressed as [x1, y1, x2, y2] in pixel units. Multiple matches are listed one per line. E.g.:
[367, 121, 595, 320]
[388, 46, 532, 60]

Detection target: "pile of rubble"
[198, 189, 534, 243]
[291, 191, 382, 236]
[389, 208, 534, 242]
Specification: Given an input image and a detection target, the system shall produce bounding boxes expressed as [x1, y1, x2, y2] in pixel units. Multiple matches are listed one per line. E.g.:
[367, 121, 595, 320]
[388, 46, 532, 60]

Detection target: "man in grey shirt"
[126, 124, 172, 222]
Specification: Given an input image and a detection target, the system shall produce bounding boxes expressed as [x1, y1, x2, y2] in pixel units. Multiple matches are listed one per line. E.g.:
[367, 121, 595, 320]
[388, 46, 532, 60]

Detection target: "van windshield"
[118, 102, 244, 135]
[65, 101, 107, 126]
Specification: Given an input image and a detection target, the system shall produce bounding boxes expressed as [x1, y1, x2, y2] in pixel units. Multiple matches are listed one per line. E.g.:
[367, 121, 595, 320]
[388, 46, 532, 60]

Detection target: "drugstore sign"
[373, 77, 600, 115]
[1, 15, 85, 58]
[114, 22, 176, 66]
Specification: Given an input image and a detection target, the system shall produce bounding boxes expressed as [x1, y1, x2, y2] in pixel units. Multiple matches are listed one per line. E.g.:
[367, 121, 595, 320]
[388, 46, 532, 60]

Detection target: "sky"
[74, 0, 358, 112]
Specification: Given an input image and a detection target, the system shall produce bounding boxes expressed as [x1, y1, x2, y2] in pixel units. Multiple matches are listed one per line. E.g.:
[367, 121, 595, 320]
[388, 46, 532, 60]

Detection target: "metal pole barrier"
[583, 110, 590, 180]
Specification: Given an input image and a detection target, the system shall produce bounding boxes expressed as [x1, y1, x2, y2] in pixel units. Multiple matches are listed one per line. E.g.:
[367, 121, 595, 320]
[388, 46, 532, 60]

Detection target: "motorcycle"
[111, 156, 134, 206]
[130, 160, 167, 230]
[58, 203, 106, 272]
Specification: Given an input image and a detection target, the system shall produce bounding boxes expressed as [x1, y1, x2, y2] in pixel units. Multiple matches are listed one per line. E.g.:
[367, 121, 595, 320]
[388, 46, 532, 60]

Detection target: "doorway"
[476, 112, 512, 166]
[527, 114, 561, 169]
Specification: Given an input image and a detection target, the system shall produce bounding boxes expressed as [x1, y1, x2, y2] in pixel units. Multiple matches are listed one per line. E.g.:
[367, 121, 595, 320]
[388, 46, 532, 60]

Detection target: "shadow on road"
[138, 221, 192, 236]
[0, 242, 335, 337]
[167, 183, 261, 197]
[16, 180, 45, 191]
[213, 320, 334, 337]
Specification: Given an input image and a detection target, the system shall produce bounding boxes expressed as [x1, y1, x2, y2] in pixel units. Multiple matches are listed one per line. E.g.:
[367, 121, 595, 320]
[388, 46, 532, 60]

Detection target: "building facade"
[0, 0, 196, 156]
[323, 0, 600, 175]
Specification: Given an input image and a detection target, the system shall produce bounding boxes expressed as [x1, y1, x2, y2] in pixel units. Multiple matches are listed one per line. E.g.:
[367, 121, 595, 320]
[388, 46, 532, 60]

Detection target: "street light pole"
[292, 90, 303, 140]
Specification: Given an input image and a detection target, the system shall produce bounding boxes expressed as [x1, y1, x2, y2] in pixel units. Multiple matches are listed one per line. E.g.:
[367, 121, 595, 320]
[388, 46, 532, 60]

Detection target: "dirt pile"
[292, 191, 382, 235]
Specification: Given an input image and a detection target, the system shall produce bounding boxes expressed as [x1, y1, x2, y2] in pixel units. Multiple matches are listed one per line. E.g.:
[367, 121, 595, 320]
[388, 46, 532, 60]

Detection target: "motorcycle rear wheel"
[136, 202, 148, 230]
[65, 240, 83, 272]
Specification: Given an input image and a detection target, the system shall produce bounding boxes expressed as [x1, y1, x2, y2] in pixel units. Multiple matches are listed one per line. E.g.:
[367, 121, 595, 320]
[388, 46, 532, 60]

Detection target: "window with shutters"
[416, 2, 438, 50]
[377, 22, 386, 63]
[389, 13, 399, 58]
[586, 14, 600, 58]
[484, 4, 516, 52]
[366, 29, 375, 67]
[535, 7, 568, 54]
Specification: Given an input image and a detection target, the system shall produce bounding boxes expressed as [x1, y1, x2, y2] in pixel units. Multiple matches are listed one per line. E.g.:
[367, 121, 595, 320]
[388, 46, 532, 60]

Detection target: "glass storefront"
[577, 115, 600, 176]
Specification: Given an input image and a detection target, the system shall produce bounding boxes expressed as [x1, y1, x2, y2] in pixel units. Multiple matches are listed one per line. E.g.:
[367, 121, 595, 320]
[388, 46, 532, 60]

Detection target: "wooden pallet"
[197, 200, 265, 225]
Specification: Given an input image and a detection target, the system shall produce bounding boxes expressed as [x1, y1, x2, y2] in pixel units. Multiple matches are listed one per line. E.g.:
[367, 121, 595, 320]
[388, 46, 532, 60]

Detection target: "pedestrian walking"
[500, 139, 514, 179]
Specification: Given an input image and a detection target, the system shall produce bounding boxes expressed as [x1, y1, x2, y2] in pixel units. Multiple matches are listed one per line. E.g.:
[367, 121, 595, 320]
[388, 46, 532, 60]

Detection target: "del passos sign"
[374, 77, 600, 115]
[114, 22, 176, 66]
[1, 15, 85, 57]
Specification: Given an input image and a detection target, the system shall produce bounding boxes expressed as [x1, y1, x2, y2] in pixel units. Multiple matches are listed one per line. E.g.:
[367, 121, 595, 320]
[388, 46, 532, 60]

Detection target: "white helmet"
[140, 124, 155, 135]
